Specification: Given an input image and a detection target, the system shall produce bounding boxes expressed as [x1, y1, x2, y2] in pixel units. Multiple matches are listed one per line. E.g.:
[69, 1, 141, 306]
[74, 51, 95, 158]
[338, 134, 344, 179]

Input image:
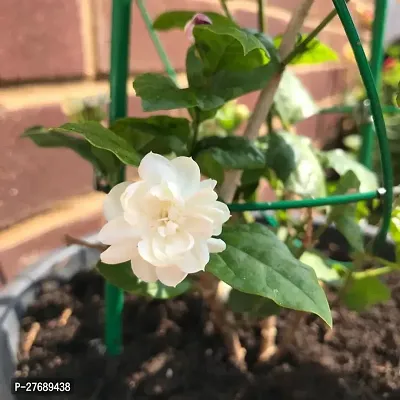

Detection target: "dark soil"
[15, 268, 400, 400]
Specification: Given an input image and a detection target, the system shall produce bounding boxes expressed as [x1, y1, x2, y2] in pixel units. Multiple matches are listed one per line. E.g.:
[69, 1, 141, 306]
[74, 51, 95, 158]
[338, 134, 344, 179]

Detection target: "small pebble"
[166, 368, 173, 378]
[205, 348, 213, 356]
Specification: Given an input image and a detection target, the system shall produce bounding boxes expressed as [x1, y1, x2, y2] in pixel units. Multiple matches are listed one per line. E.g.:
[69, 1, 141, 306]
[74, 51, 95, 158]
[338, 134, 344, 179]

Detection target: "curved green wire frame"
[104, 0, 394, 355]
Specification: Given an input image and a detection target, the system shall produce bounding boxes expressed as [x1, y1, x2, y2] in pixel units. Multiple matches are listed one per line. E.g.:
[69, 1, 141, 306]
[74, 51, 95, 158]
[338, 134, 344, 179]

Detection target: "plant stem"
[190, 108, 200, 155]
[257, 0, 266, 33]
[266, 112, 273, 133]
[283, 0, 351, 66]
[219, 0, 314, 203]
[220, 0, 234, 21]
[65, 235, 107, 251]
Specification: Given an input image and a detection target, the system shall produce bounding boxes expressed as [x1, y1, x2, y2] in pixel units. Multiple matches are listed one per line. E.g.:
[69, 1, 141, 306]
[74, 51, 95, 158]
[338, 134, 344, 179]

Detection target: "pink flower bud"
[184, 13, 212, 42]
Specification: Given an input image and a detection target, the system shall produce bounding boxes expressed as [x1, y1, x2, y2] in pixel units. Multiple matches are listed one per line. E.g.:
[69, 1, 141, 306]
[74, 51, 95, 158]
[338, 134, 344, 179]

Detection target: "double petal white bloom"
[98, 152, 230, 287]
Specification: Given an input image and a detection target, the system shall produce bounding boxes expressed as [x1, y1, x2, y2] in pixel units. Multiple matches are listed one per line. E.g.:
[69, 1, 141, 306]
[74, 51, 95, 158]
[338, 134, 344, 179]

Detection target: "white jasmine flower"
[98, 152, 230, 287]
[184, 13, 212, 42]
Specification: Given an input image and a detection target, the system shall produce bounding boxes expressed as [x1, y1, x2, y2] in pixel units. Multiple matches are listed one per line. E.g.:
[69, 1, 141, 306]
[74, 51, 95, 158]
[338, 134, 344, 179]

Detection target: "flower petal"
[177, 242, 209, 273]
[207, 238, 226, 253]
[181, 215, 214, 239]
[138, 152, 176, 185]
[165, 231, 195, 257]
[138, 239, 167, 267]
[171, 156, 201, 198]
[103, 182, 130, 221]
[187, 187, 218, 206]
[98, 216, 138, 245]
[131, 258, 158, 283]
[156, 265, 187, 287]
[100, 241, 134, 264]
[200, 179, 217, 190]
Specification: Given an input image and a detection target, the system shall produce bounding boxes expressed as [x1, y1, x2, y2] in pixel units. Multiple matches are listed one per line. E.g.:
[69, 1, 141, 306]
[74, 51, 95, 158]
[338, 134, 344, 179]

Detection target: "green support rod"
[332, 0, 393, 251]
[358, 0, 388, 168]
[136, 0, 177, 82]
[228, 190, 380, 212]
[106, 0, 132, 357]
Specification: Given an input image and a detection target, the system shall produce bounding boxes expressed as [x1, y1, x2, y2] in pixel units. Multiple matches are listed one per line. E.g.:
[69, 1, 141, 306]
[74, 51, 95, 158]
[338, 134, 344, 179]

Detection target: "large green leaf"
[133, 73, 202, 111]
[206, 223, 332, 326]
[194, 136, 266, 170]
[153, 11, 237, 31]
[343, 273, 391, 311]
[133, 62, 279, 112]
[300, 250, 341, 284]
[323, 149, 379, 192]
[23, 125, 120, 179]
[246, 30, 280, 64]
[53, 122, 141, 166]
[193, 25, 269, 75]
[261, 131, 325, 197]
[274, 70, 319, 126]
[258, 132, 296, 182]
[329, 171, 365, 252]
[97, 261, 192, 299]
[110, 116, 191, 156]
[274, 34, 338, 65]
[228, 289, 282, 318]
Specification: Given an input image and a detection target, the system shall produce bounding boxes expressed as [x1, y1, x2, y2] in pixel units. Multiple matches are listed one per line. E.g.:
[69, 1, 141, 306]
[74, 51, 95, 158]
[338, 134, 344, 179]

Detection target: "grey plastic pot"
[0, 234, 100, 400]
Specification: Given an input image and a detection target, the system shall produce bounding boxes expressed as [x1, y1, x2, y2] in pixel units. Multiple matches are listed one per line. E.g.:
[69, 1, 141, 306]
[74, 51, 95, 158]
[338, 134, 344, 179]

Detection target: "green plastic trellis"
[103, 0, 394, 356]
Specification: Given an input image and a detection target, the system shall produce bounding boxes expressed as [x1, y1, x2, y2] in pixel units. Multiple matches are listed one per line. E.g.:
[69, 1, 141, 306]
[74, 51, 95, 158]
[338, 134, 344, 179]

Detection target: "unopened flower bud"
[184, 13, 212, 42]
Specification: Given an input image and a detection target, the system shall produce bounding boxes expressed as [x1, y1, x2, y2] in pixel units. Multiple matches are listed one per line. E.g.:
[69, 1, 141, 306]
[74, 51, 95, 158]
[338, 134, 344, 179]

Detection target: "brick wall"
[0, 0, 372, 282]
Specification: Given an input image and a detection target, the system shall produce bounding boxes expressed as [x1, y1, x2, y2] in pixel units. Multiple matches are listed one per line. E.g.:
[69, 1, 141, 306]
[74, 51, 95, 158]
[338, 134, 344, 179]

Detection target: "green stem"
[257, 0, 266, 33]
[220, 0, 234, 21]
[283, 0, 350, 66]
[105, 0, 132, 357]
[136, 0, 177, 82]
[190, 108, 200, 155]
[353, 265, 398, 279]
[266, 112, 273, 133]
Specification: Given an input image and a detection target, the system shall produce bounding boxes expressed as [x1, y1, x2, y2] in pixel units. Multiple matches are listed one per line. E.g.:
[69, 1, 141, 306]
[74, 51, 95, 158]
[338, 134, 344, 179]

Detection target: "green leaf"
[133, 73, 202, 111]
[206, 223, 332, 326]
[261, 131, 326, 197]
[194, 136, 266, 170]
[300, 250, 341, 284]
[323, 149, 379, 192]
[110, 116, 191, 156]
[195, 151, 224, 182]
[329, 171, 365, 252]
[153, 11, 237, 31]
[246, 30, 280, 64]
[22, 125, 120, 179]
[275, 34, 338, 65]
[133, 62, 279, 113]
[193, 25, 269, 75]
[258, 132, 295, 182]
[97, 261, 192, 299]
[228, 289, 282, 317]
[53, 121, 141, 166]
[274, 69, 319, 126]
[343, 274, 391, 311]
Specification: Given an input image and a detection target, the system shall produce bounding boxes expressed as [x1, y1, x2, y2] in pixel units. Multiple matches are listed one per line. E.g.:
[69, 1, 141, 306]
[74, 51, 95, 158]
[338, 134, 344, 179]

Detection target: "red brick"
[296, 112, 344, 147]
[0, 212, 103, 284]
[0, 105, 93, 229]
[0, 0, 84, 84]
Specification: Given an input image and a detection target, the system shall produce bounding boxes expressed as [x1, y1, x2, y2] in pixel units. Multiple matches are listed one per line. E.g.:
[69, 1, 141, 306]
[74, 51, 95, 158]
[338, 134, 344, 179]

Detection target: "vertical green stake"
[358, 0, 388, 168]
[105, 0, 132, 357]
